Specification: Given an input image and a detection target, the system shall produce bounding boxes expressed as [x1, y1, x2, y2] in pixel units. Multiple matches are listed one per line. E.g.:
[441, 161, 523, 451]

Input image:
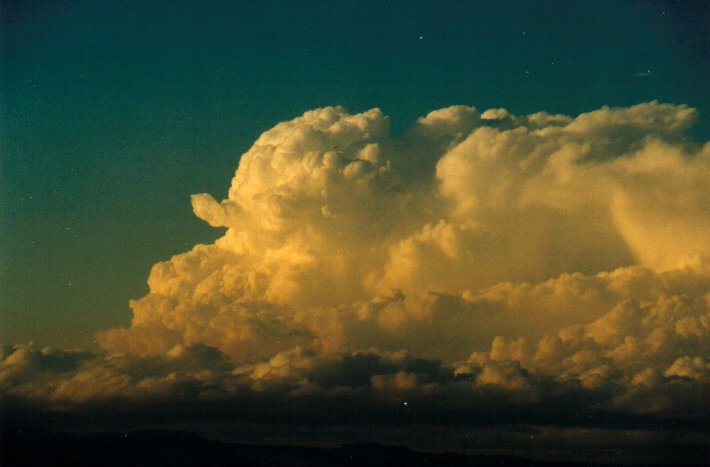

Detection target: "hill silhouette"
[2, 425, 611, 466]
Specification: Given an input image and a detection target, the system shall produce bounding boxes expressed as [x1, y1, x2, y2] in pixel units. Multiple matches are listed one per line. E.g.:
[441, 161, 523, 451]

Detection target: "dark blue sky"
[2, 0, 708, 347]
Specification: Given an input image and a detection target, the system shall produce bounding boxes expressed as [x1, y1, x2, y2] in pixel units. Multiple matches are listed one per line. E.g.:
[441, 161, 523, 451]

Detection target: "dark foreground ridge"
[0, 425, 699, 467]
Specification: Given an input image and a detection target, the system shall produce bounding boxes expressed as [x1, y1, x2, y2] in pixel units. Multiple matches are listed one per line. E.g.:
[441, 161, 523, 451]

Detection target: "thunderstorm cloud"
[3, 102, 710, 434]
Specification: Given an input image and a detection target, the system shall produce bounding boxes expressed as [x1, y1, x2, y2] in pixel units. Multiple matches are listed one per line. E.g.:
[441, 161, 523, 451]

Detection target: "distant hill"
[0, 425, 687, 466]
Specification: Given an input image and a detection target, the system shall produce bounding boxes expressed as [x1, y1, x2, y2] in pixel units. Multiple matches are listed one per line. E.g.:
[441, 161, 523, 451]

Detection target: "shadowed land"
[3, 425, 708, 467]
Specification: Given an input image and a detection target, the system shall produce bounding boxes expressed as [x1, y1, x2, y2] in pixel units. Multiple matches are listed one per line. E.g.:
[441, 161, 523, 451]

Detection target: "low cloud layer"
[3, 102, 710, 436]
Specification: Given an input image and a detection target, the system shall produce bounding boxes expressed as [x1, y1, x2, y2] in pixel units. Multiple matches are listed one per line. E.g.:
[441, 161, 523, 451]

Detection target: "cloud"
[4, 102, 710, 435]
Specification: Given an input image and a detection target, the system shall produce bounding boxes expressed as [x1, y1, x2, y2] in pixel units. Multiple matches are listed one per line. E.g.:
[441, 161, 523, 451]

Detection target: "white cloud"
[4, 102, 710, 430]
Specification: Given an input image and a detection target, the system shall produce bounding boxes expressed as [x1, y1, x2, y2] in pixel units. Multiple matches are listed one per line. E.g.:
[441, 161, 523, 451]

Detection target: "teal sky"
[2, 0, 708, 348]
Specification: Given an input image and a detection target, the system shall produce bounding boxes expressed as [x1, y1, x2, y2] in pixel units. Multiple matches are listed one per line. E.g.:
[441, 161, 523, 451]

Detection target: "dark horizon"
[3, 421, 708, 466]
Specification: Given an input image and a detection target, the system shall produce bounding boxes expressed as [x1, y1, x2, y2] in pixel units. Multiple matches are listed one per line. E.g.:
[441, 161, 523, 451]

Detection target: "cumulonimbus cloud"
[3, 102, 710, 430]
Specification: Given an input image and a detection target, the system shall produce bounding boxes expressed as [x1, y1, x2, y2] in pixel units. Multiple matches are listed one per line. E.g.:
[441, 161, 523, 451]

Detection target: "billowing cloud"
[3, 102, 710, 437]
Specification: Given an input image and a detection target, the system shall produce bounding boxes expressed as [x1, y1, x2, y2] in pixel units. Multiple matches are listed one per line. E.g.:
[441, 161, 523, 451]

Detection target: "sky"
[2, 0, 709, 463]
